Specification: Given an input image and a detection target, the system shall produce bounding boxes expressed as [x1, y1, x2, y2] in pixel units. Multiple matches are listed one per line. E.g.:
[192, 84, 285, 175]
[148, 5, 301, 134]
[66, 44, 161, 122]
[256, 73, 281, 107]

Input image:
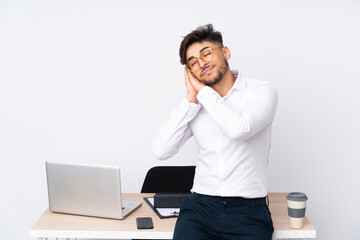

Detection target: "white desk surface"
[30, 192, 316, 239]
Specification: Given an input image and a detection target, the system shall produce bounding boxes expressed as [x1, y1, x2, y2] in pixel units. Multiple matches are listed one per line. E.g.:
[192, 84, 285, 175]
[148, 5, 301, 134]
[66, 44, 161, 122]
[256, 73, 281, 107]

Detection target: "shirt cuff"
[180, 97, 201, 118]
[197, 86, 218, 104]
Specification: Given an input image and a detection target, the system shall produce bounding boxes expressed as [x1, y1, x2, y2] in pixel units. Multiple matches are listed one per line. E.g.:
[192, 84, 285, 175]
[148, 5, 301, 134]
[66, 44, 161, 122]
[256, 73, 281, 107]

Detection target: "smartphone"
[136, 217, 154, 229]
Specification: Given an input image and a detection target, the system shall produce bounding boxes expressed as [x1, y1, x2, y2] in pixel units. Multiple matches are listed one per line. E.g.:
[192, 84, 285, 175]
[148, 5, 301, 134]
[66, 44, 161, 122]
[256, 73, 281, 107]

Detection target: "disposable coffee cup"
[286, 192, 308, 229]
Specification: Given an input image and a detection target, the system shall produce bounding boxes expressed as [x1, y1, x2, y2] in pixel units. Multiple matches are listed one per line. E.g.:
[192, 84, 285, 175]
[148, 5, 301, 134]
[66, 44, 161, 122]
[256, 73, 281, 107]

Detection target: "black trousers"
[173, 192, 274, 240]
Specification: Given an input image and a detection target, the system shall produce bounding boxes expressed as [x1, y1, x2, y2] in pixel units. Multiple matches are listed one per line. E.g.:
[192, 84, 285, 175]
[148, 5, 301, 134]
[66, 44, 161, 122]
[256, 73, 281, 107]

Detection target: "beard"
[195, 57, 229, 86]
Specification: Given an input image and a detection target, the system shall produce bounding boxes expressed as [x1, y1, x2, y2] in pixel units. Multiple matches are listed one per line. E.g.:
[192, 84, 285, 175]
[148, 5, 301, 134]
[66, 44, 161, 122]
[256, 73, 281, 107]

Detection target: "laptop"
[45, 161, 142, 219]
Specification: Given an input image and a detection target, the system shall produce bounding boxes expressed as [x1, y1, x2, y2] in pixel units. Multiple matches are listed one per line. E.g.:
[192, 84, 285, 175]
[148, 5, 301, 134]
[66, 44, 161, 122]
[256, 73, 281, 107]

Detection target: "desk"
[30, 193, 316, 239]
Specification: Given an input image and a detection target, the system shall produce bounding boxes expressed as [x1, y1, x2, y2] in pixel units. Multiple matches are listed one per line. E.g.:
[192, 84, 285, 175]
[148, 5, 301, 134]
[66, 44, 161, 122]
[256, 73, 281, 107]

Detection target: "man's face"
[185, 40, 230, 86]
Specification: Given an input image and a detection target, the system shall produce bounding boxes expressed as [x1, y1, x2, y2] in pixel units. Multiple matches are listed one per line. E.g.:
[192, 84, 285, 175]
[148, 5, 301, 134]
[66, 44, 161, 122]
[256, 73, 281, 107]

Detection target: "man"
[153, 24, 278, 240]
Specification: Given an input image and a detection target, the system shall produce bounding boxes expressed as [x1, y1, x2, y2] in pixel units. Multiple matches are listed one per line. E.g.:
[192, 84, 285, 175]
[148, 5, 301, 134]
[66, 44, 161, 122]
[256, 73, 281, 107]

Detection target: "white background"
[1, 0, 359, 239]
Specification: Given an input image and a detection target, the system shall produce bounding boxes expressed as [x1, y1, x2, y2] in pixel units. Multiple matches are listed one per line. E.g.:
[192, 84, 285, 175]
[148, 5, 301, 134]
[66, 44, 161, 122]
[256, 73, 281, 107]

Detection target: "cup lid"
[286, 192, 308, 201]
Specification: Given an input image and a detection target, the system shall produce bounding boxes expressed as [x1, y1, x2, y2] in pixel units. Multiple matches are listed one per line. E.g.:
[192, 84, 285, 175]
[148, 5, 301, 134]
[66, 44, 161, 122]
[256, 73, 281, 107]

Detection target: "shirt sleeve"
[153, 97, 201, 160]
[196, 83, 278, 141]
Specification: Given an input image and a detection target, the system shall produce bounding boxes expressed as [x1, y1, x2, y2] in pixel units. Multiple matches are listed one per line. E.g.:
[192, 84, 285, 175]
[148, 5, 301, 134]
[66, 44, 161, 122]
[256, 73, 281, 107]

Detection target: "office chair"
[141, 166, 196, 193]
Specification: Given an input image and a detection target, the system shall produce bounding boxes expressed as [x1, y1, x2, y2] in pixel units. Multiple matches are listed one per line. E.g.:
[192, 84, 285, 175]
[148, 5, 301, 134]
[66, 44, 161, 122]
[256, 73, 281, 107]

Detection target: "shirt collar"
[226, 70, 244, 97]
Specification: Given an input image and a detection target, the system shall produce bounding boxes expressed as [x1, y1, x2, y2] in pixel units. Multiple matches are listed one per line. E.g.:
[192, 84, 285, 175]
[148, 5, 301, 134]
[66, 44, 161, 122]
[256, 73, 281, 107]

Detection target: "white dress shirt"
[153, 71, 278, 198]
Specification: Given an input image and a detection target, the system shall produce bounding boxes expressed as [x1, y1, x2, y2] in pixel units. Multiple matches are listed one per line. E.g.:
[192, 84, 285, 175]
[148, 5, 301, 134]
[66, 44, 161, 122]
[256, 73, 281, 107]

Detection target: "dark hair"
[179, 24, 223, 65]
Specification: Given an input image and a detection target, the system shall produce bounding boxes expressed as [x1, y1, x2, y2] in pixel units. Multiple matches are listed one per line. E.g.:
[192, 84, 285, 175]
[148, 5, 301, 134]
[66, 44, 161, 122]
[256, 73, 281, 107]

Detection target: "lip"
[201, 66, 214, 76]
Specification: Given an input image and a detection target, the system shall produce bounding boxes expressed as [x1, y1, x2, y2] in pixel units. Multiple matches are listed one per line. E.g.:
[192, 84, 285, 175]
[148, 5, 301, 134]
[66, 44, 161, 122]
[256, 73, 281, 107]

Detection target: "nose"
[198, 58, 208, 68]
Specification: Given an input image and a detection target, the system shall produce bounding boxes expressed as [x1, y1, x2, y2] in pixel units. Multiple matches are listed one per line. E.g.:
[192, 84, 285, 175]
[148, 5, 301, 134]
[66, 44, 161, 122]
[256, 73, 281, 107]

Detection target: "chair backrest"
[141, 166, 196, 193]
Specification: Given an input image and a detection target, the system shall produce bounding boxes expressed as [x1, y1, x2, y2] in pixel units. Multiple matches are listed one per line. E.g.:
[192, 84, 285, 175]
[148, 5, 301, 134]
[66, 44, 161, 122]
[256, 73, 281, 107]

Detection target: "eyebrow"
[187, 47, 210, 63]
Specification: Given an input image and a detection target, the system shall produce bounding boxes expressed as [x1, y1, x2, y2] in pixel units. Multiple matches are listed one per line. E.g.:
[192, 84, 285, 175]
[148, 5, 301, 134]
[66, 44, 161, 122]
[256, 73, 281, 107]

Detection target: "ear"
[223, 46, 231, 60]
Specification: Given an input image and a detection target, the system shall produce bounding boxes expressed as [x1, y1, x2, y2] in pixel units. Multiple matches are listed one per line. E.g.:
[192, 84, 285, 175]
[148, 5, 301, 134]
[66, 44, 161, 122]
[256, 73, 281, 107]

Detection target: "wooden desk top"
[30, 193, 316, 239]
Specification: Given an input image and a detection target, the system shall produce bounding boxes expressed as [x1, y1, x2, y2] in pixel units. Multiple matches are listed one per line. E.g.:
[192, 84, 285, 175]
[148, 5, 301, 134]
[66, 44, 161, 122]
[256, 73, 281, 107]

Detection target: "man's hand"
[184, 67, 198, 103]
[185, 67, 206, 103]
